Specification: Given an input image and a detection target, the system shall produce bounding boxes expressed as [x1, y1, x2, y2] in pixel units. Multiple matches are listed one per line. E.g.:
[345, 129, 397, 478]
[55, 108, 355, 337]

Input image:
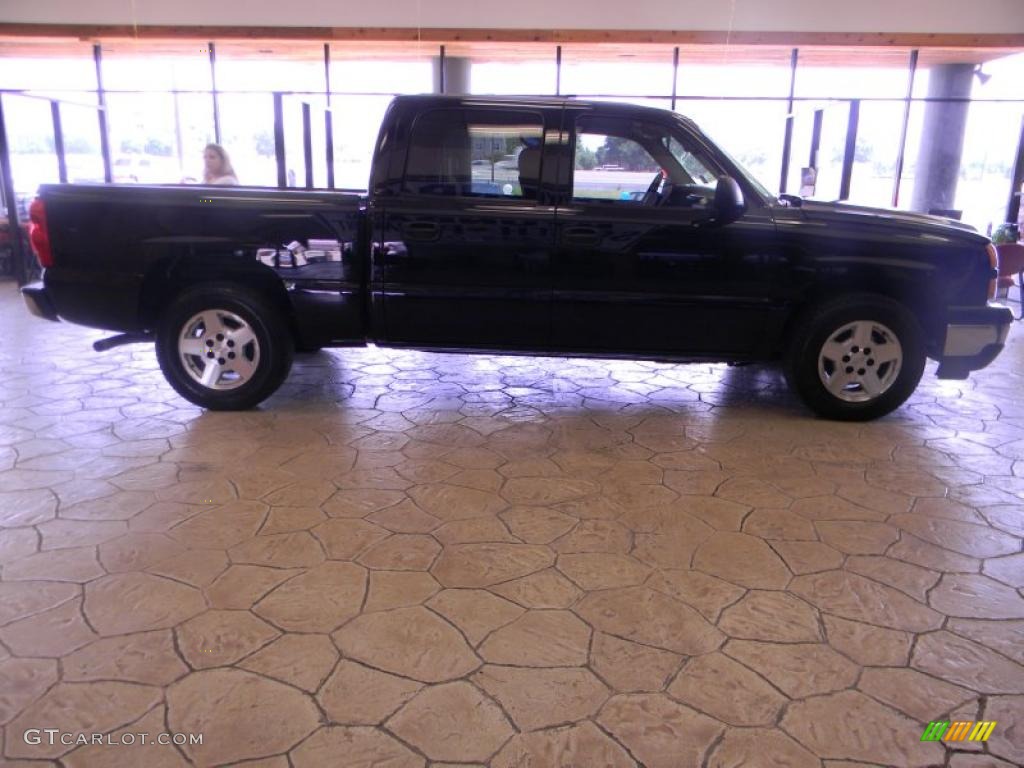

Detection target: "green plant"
[991, 223, 1018, 245]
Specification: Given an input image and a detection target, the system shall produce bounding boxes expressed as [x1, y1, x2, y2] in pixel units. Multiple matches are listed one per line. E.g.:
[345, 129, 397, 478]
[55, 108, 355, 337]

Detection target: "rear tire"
[785, 294, 926, 421]
[156, 283, 293, 410]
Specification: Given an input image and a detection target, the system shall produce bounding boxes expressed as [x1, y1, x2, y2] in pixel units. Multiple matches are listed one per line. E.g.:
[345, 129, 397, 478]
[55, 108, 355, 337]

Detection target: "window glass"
[404, 109, 544, 198]
[572, 115, 718, 207]
[679, 99, 787, 194]
[332, 95, 392, 190]
[219, 94, 277, 186]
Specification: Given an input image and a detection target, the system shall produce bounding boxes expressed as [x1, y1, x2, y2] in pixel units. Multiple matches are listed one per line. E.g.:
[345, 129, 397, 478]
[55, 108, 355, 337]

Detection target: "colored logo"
[920, 721, 997, 742]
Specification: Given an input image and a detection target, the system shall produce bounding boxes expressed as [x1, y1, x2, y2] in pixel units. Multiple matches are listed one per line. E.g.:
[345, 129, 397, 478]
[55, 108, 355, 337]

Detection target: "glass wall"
[0, 40, 1022, 235]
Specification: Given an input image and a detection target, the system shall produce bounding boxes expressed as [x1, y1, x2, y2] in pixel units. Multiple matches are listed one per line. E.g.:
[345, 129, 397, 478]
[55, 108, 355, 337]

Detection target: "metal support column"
[302, 102, 313, 189]
[209, 41, 221, 144]
[438, 45, 446, 94]
[839, 99, 860, 201]
[809, 108, 824, 169]
[93, 44, 112, 183]
[778, 47, 798, 194]
[1007, 113, 1024, 225]
[555, 46, 562, 96]
[50, 101, 67, 184]
[324, 43, 335, 189]
[0, 95, 31, 285]
[891, 49, 918, 208]
[273, 92, 286, 188]
[670, 47, 679, 111]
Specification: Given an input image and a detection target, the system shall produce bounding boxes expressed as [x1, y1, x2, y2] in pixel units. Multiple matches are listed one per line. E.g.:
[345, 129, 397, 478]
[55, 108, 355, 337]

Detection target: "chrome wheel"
[817, 320, 902, 403]
[178, 309, 260, 391]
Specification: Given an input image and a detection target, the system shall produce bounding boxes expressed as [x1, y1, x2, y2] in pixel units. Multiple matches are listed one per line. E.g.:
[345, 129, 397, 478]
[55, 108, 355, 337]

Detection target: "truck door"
[378, 106, 556, 350]
[552, 110, 784, 357]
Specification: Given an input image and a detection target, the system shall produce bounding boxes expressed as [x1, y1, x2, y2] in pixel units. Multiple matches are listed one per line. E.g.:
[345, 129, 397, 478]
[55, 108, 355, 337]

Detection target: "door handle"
[403, 221, 441, 241]
[562, 226, 601, 247]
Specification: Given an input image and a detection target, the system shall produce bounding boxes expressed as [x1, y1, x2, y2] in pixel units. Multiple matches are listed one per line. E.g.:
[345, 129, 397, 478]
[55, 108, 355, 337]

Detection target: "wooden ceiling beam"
[0, 24, 1022, 49]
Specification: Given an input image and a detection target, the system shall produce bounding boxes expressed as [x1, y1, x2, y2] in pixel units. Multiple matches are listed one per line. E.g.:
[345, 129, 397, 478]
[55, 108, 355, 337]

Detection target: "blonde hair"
[203, 143, 236, 182]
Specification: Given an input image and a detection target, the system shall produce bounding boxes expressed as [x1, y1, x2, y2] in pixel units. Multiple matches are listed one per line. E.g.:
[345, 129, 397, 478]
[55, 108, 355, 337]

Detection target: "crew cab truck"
[22, 95, 1012, 421]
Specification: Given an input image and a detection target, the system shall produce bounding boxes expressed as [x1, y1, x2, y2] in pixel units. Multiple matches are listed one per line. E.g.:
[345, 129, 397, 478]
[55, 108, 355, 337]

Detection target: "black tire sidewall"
[156, 284, 292, 410]
[787, 295, 926, 421]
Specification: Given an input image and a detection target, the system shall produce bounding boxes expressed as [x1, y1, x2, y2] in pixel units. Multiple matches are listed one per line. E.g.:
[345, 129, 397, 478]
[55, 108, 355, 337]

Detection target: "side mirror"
[713, 176, 746, 225]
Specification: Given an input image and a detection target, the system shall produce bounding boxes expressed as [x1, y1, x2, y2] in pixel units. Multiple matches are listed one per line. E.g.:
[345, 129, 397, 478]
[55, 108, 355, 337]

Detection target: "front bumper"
[21, 281, 60, 322]
[935, 303, 1013, 379]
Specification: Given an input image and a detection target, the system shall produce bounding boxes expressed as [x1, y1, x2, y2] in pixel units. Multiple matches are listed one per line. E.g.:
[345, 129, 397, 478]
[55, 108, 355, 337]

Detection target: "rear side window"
[403, 108, 545, 199]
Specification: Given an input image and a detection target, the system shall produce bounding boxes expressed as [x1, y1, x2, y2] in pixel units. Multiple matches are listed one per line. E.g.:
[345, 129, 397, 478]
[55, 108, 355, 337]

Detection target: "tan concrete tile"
[790, 571, 943, 632]
[707, 728, 820, 768]
[317, 659, 422, 724]
[333, 606, 479, 682]
[60, 704, 189, 768]
[431, 542, 554, 587]
[946, 618, 1024, 665]
[575, 586, 723, 655]
[718, 591, 822, 643]
[823, 615, 912, 666]
[492, 568, 583, 609]
[6, 682, 162, 759]
[167, 500, 267, 549]
[3, 546, 103, 582]
[408, 483, 507, 520]
[858, 667, 975, 721]
[62, 630, 187, 686]
[205, 564, 299, 610]
[929, 573, 1024, 619]
[357, 534, 440, 571]
[479, 610, 591, 667]
[912, 631, 1024, 693]
[500, 506, 577, 543]
[492, 721, 636, 768]
[889, 514, 1021, 558]
[725, 640, 859, 697]
[254, 562, 366, 632]
[291, 726, 424, 768]
[0, 597, 97, 657]
[240, 633, 338, 693]
[426, 588, 524, 646]
[366, 498, 444, 533]
[320, 488, 406, 518]
[0, 657, 58, 725]
[473, 665, 610, 731]
[386, 681, 513, 762]
[598, 693, 724, 768]
[668, 652, 785, 726]
[693, 531, 792, 589]
[364, 570, 441, 612]
[167, 668, 320, 766]
[781, 690, 945, 767]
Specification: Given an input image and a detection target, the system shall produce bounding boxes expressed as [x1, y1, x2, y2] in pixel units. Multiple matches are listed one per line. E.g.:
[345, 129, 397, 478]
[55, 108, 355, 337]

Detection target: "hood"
[794, 199, 989, 245]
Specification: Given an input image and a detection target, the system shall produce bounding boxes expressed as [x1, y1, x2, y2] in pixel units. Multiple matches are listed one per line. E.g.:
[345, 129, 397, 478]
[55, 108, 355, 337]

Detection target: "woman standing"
[202, 144, 239, 186]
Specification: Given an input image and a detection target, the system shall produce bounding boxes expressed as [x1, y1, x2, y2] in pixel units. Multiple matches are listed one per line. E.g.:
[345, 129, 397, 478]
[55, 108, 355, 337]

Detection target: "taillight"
[986, 242, 998, 300]
[28, 197, 54, 269]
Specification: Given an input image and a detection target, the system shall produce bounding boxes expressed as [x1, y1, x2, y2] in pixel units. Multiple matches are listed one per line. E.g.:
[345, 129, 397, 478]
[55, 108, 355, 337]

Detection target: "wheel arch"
[137, 254, 299, 339]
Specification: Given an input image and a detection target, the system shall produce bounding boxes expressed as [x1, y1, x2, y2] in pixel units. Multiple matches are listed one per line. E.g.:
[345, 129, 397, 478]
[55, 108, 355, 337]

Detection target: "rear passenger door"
[379, 106, 556, 350]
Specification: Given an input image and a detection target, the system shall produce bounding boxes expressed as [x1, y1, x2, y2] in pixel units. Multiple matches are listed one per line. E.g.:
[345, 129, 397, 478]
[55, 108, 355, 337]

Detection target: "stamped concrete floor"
[1, 280, 1023, 768]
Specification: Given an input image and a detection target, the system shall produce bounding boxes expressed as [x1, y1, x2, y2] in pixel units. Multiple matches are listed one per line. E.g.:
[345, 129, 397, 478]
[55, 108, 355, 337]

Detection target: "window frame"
[399, 106, 548, 202]
[565, 111, 726, 209]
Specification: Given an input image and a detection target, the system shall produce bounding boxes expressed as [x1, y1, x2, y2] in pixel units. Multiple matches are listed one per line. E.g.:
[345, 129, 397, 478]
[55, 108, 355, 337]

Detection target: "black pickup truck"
[22, 94, 1012, 420]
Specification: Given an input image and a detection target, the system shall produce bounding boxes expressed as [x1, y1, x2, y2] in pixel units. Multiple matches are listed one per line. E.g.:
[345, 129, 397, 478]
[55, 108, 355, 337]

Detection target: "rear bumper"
[935, 303, 1013, 379]
[21, 281, 60, 322]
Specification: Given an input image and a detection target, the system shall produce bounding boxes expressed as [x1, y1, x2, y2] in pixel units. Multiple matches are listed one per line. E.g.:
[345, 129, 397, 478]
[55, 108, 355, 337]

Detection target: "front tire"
[785, 294, 926, 421]
[156, 283, 293, 410]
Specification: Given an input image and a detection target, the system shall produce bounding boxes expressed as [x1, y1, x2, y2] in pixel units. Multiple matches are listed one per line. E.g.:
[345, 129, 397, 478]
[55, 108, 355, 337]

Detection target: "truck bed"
[39, 183, 369, 348]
